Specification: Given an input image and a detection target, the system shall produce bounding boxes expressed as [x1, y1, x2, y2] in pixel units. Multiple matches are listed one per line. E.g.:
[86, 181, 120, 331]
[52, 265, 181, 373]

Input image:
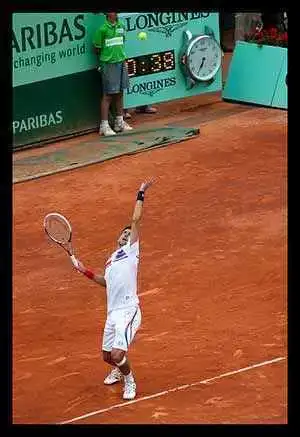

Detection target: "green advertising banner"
[13, 70, 101, 146]
[119, 12, 222, 109]
[13, 12, 221, 149]
[13, 13, 103, 87]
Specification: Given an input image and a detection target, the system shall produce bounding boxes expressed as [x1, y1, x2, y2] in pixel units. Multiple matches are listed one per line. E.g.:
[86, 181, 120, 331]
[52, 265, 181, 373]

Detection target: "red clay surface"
[13, 103, 287, 424]
[77, 360, 287, 424]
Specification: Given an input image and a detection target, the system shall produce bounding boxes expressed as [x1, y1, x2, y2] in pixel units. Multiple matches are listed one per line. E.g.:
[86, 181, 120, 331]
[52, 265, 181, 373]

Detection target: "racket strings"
[46, 218, 71, 243]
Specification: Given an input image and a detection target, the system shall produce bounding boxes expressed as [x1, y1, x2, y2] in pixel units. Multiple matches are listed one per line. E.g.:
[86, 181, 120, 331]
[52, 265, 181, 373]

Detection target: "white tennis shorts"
[102, 305, 142, 352]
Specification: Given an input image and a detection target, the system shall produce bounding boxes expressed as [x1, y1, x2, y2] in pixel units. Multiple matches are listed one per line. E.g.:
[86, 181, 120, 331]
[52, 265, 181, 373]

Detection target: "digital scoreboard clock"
[126, 50, 175, 78]
[118, 12, 222, 109]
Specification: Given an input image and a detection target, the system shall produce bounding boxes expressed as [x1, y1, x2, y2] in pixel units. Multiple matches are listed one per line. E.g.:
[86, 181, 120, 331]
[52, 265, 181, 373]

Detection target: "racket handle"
[70, 254, 79, 268]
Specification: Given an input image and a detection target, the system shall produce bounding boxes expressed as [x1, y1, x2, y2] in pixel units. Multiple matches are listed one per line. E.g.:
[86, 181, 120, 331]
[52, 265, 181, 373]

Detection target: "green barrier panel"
[222, 41, 287, 107]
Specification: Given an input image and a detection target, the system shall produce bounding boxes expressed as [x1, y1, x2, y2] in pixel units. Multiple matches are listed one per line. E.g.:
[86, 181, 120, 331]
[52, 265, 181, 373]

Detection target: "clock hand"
[198, 57, 205, 74]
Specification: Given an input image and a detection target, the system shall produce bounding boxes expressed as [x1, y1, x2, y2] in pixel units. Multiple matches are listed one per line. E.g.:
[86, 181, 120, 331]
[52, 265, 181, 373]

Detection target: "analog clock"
[181, 29, 222, 88]
[186, 34, 222, 81]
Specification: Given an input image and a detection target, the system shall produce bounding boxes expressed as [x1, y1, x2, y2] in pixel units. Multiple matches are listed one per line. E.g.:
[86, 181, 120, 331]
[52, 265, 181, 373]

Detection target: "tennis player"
[70, 181, 153, 400]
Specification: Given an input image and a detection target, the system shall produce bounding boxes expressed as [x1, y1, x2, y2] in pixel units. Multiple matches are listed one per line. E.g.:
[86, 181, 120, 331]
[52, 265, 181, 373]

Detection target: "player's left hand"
[140, 179, 154, 192]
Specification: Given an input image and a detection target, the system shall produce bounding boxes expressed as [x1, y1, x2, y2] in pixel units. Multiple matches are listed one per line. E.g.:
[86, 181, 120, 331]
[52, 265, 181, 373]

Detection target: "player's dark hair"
[121, 225, 131, 233]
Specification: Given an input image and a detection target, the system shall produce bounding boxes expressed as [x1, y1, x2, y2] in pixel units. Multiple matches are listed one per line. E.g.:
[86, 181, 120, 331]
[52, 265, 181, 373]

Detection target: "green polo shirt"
[93, 19, 126, 64]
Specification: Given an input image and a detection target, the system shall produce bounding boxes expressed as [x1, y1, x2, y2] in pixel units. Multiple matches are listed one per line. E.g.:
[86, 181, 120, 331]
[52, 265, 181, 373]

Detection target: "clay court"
[13, 98, 287, 424]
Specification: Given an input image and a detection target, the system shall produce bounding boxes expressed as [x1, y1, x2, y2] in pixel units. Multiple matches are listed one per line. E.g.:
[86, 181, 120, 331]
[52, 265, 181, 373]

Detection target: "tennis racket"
[43, 212, 78, 266]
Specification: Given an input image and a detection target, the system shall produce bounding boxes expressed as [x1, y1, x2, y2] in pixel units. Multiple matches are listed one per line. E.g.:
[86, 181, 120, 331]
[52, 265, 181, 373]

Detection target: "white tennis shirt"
[104, 240, 140, 313]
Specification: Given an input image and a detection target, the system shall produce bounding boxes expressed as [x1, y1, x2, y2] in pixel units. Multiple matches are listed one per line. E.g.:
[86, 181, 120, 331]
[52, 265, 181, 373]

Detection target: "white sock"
[101, 120, 109, 127]
[116, 115, 123, 125]
[124, 371, 134, 383]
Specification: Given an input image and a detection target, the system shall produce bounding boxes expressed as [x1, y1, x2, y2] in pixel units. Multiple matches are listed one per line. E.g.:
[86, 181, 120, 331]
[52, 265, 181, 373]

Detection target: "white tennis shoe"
[99, 125, 116, 136]
[123, 380, 136, 400]
[103, 367, 122, 385]
[114, 121, 133, 133]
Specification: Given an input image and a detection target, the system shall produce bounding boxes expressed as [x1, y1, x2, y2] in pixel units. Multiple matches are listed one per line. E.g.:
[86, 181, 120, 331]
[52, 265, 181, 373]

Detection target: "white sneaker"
[103, 367, 122, 385]
[99, 125, 116, 136]
[123, 380, 136, 400]
[114, 121, 133, 133]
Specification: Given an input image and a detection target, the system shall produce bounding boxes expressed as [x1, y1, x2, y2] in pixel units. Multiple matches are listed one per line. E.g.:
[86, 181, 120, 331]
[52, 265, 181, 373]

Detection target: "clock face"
[186, 35, 222, 82]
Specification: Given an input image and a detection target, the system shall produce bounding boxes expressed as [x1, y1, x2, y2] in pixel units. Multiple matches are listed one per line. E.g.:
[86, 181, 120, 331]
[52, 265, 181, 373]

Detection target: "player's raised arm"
[130, 180, 154, 245]
[70, 256, 106, 287]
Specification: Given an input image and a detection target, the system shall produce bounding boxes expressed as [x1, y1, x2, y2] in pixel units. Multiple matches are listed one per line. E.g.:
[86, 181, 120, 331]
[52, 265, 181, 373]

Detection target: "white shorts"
[102, 306, 142, 352]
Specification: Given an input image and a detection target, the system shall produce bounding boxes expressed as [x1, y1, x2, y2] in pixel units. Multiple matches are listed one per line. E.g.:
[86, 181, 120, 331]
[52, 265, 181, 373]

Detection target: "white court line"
[58, 356, 286, 425]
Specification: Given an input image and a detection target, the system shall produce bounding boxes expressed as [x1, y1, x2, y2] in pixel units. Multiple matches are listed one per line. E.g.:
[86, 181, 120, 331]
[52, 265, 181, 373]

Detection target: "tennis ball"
[138, 31, 147, 41]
